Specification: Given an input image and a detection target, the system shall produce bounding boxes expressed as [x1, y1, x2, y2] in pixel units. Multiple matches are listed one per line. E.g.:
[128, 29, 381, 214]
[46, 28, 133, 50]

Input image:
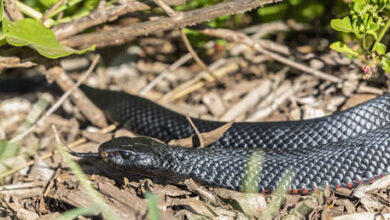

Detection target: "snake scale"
[75, 85, 390, 194]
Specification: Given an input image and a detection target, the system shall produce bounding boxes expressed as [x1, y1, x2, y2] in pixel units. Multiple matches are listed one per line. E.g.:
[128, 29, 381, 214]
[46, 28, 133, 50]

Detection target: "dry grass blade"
[200, 28, 341, 83]
[180, 29, 222, 84]
[161, 59, 239, 102]
[139, 53, 192, 95]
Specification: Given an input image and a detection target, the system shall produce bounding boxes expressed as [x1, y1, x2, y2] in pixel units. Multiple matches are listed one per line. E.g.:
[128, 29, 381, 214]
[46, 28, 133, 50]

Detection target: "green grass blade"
[145, 191, 160, 220]
[55, 205, 100, 220]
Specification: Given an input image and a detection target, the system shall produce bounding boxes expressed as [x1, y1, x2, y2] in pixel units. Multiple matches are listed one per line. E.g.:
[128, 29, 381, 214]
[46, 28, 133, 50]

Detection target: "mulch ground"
[1, 23, 390, 220]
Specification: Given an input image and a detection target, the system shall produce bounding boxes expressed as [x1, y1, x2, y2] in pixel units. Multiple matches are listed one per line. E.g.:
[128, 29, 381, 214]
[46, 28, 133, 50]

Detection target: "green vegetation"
[257, 0, 325, 22]
[144, 192, 160, 220]
[0, 0, 94, 58]
[330, 0, 390, 77]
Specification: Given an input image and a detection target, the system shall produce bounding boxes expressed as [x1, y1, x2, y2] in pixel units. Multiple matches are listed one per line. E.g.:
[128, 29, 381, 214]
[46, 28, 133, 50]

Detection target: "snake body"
[79, 85, 390, 194]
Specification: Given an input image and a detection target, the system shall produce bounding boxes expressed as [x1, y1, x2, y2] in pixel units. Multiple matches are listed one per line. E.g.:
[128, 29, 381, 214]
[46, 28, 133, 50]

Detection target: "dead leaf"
[185, 179, 220, 205]
[168, 121, 233, 148]
[172, 198, 218, 218]
[213, 188, 266, 217]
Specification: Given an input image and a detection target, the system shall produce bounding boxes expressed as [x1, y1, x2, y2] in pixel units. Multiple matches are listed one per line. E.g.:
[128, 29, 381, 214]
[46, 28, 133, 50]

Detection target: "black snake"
[72, 85, 390, 194]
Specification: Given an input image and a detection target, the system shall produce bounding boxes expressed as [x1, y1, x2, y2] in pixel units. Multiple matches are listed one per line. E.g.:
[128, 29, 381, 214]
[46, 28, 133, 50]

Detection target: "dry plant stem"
[200, 28, 341, 83]
[358, 84, 383, 95]
[49, 56, 108, 128]
[53, 0, 192, 40]
[61, 0, 277, 48]
[0, 124, 116, 180]
[180, 29, 222, 84]
[42, 0, 67, 23]
[0, 56, 36, 71]
[0, 182, 45, 191]
[53, 1, 150, 40]
[153, 0, 183, 18]
[153, 0, 221, 84]
[220, 80, 272, 121]
[9, 56, 100, 144]
[185, 114, 204, 148]
[42, 168, 61, 197]
[243, 21, 309, 38]
[162, 59, 238, 102]
[139, 53, 192, 95]
[246, 82, 295, 121]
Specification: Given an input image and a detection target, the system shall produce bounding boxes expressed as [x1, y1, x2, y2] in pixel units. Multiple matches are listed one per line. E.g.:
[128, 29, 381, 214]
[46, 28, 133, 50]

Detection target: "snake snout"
[98, 136, 161, 168]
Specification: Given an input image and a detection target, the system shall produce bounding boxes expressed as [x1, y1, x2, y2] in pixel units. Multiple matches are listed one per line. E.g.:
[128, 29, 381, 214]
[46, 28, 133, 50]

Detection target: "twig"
[139, 53, 192, 95]
[0, 56, 36, 72]
[42, 168, 61, 197]
[47, 56, 107, 128]
[180, 29, 222, 84]
[153, 0, 183, 19]
[0, 182, 45, 191]
[152, 0, 222, 84]
[53, 1, 150, 40]
[220, 80, 272, 121]
[185, 114, 204, 148]
[15, 0, 55, 27]
[0, 124, 116, 180]
[42, 0, 68, 23]
[60, 0, 276, 48]
[161, 58, 238, 103]
[10, 56, 100, 143]
[200, 28, 341, 83]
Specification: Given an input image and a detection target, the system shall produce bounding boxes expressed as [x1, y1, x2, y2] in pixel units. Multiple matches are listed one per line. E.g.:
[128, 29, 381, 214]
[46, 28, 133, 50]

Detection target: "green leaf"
[0, 140, 18, 163]
[39, 0, 58, 7]
[351, 17, 365, 38]
[331, 17, 353, 33]
[0, 0, 4, 41]
[374, 42, 387, 55]
[0, 0, 3, 22]
[145, 192, 160, 220]
[330, 41, 359, 57]
[366, 18, 380, 39]
[2, 18, 94, 59]
[381, 56, 390, 73]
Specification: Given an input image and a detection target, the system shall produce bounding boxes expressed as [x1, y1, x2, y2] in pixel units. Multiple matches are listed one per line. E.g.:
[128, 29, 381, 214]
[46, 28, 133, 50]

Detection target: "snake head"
[98, 136, 166, 170]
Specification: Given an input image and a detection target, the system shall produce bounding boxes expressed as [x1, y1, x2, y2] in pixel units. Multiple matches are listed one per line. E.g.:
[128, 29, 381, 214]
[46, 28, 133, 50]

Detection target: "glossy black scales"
[80, 85, 390, 192]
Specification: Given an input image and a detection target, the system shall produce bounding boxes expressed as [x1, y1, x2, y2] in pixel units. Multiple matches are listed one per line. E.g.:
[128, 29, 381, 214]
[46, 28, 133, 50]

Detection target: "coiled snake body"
[77, 85, 390, 194]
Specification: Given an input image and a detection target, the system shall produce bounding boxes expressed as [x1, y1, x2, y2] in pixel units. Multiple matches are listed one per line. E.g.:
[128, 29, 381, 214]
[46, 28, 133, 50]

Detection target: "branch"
[60, 0, 278, 48]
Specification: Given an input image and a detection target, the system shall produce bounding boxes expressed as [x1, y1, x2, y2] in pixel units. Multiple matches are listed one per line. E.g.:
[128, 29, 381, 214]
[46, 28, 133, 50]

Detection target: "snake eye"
[120, 151, 131, 159]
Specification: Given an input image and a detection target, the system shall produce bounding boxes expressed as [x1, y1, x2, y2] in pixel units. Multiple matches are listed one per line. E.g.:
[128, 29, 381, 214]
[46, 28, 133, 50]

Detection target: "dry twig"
[61, 0, 277, 48]
[10, 56, 100, 143]
[46, 56, 107, 128]
[184, 114, 204, 148]
[139, 53, 192, 95]
[200, 28, 341, 83]
[42, 0, 67, 23]
[180, 29, 222, 84]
